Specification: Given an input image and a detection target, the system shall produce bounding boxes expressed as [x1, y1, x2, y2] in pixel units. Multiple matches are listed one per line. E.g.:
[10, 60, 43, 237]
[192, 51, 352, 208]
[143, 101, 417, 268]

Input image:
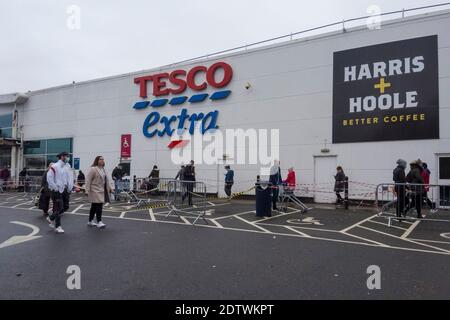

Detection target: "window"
[23, 138, 73, 175]
[47, 138, 72, 154]
[0, 114, 12, 138]
[24, 140, 47, 155]
[439, 157, 450, 180]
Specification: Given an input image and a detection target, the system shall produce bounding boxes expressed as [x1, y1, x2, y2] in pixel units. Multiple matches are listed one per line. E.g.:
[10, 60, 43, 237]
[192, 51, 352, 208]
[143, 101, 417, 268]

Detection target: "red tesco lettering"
[134, 62, 233, 98]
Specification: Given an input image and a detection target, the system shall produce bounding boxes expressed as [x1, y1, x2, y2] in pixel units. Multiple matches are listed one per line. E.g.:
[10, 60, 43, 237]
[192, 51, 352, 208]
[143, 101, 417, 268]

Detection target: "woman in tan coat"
[85, 156, 111, 228]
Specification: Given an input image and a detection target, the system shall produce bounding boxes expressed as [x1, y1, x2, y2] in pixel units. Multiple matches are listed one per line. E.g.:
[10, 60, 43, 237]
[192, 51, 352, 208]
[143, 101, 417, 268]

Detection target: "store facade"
[1, 9, 450, 201]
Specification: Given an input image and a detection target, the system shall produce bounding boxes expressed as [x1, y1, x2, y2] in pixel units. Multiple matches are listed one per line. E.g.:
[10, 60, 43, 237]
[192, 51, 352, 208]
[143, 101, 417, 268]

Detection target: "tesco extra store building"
[1, 8, 450, 202]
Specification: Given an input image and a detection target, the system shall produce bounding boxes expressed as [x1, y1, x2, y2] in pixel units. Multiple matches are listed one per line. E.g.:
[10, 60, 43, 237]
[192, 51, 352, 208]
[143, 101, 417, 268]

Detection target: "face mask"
[64, 157, 70, 163]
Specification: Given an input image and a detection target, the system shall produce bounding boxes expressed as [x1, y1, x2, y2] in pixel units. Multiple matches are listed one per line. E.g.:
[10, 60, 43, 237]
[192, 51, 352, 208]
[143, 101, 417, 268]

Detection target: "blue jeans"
[114, 179, 121, 200]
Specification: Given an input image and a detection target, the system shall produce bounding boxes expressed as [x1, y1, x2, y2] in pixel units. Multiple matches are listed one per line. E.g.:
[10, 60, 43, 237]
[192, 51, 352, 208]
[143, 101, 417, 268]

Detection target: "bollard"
[133, 175, 137, 191]
[344, 176, 349, 210]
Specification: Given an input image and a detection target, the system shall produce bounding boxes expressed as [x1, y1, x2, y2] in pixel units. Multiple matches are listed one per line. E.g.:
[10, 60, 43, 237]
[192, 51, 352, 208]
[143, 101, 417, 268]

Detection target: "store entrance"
[437, 155, 450, 209]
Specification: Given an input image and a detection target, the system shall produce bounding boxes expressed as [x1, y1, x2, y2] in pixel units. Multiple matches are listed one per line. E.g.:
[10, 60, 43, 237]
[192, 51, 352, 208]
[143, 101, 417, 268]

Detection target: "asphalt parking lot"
[0, 191, 449, 299]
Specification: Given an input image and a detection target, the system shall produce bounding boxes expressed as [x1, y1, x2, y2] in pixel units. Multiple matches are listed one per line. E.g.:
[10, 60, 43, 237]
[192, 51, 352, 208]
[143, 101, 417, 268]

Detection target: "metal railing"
[375, 183, 450, 226]
[166, 180, 208, 225]
[161, 3, 450, 68]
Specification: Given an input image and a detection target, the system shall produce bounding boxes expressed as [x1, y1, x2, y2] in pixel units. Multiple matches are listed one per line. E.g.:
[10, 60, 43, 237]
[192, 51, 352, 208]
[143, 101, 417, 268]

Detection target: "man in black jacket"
[182, 161, 196, 205]
[393, 159, 407, 218]
[406, 160, 425, 219]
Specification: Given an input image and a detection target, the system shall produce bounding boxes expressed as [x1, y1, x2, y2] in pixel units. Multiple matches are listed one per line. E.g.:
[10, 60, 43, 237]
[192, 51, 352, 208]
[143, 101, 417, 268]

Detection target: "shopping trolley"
[278, 183, 313, 213]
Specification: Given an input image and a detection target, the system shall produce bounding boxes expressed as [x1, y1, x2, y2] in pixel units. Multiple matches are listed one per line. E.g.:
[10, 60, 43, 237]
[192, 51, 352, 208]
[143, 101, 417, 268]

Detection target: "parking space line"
[340, 214, 379, 233]
[253, 211, 300, 223]
[341, 231, 389, 247]
[210, 219, 224, 228]
[119, 212, 126, 218]
[409, 238, 450, 245]
[357, 225, 450, 254]
[234, 215, 272, 233]
[71, 204, 84, 214]
[148, 208, 155, 221]
[256, 222, 339, 233]
[367, 219, 408, 231]
[11, 202, 29, 208]
[285, 226, 311, 237]
[180, 216, 191, 224]
[213, 210, 256, 220]
[401, 220, 421, 239]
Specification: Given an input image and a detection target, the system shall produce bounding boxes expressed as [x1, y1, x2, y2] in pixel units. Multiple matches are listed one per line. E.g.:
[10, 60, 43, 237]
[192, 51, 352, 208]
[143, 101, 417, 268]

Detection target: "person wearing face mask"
[46, 152, 74, 234]
[224, 165, 234, 198]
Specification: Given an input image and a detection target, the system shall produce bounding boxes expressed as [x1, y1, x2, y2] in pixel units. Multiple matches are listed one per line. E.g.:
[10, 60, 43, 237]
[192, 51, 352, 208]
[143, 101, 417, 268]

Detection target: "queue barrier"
[375, 183, 450, 226]
[166, 180, 208, 225]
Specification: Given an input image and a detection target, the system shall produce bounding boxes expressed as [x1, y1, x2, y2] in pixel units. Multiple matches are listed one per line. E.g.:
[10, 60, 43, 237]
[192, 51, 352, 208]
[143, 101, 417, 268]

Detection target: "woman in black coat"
[334, 166, 346, 204]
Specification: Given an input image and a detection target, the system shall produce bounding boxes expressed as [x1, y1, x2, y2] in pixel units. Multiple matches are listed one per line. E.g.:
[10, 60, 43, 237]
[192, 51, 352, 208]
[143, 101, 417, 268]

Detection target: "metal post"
[344, 176, 349, 210]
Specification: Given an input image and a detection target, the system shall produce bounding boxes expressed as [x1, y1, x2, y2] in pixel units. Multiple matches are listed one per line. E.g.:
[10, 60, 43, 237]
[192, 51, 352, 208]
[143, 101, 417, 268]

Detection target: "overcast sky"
[0, 0, 446, 94]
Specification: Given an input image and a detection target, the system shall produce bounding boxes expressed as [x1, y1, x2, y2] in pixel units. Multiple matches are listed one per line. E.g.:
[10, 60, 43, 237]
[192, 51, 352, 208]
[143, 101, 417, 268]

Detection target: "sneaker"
[46, 217, 55, 229]
[430, 209, 438, 214]
[55, 227, 64, 234]
[87, 221, 98, 227]
[97, 221, 106, 229]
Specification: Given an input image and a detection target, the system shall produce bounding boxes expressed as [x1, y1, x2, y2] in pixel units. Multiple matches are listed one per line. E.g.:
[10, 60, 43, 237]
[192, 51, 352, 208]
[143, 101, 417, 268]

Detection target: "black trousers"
[412, 193, 423, 217]
[183, 177, 195, 205]
[39, 192, 51, 214]
[49, 190, 70, 228]
[89, 203, 103, 222]
[272, 187, 279, 210]
[336, 191, 343, 203]
[394, 185, 406, 218]
[224, 183, 233, 197]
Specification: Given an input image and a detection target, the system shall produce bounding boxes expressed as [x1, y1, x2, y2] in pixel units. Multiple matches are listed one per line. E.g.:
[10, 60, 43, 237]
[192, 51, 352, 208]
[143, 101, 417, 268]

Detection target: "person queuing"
[421, 162, 437, 213]
[224, 165, 234, 198]
[269, 160, 282, 211]
[112, 164, 125, 201]
[46, 152, 74, 234]
[77, 170, 85, 187]
[392, 159, 407, 218]
[175, 165, 185, 180]
[283, 167, 296, 192]
[334, 166, 346, 205]
[148, 165, 160, 191]
[39, 162, 54, 216]
[85, 156, 111, 229]
[405, 160, 425, 219]
[0, 165, 10, 191]
[182, 160, 196, 205]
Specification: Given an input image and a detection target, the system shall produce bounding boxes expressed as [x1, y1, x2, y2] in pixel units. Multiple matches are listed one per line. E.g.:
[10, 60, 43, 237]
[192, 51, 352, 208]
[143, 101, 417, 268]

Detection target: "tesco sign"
[132, 62, 233, 143]
[134, 62, 233, 98]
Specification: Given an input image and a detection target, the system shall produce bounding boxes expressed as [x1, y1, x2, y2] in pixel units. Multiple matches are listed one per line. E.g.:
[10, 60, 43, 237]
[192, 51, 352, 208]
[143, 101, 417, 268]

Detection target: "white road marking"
[234, 215, 272, 233]
[11, 202, 29, 208]
[341, 231, 389, 247]
[401, 220, 421, 239]
[285, 226, 311, 237]
[357, 225, 450, 254]
[2, 203, 450, 256]
[0, 221, 42, 249]
[253, 210, 300, 223]
[210, 219, 224, 228]
[410, 238, 450, 245]
[148, 208, 155, 221]
[213, 210, 257, 220]
[71, 204, 84, 214]
[367, 219, 408, 231]
[119, 212, 126, 218]
[340, 214, 379, 233]
[180, 216, 191, 224]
